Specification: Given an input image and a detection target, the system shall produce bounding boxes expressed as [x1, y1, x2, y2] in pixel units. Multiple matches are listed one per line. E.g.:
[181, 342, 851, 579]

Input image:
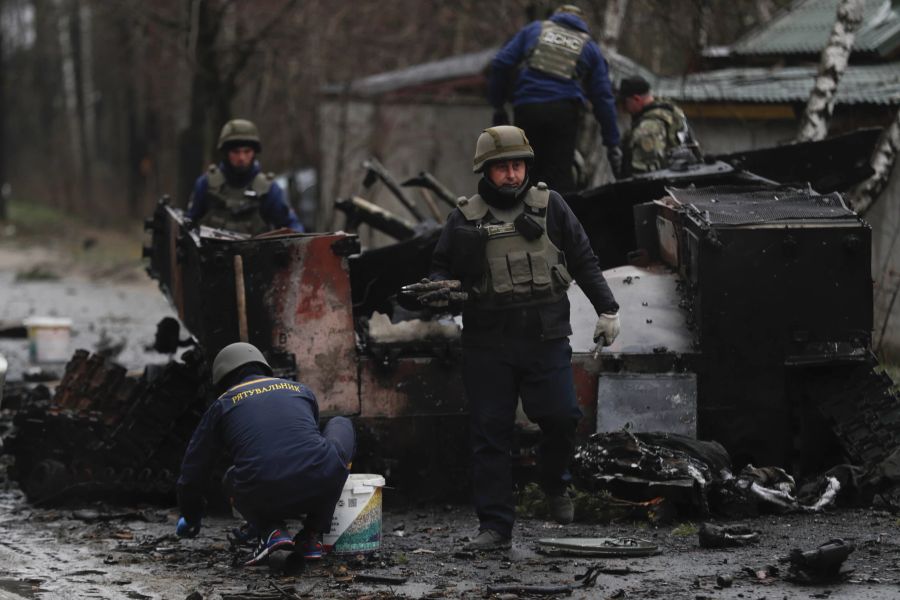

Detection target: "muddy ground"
[1, 227, 899, 599]
[0, 489, 898, 600]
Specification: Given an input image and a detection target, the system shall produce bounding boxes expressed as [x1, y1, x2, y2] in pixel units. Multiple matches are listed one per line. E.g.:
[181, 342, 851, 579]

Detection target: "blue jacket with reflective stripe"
[177, 375, 346, 522]
[488, 13, 620, 148]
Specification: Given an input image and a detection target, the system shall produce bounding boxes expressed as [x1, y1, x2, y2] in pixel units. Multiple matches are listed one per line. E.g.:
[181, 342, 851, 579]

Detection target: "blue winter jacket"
[488, 13, 620, 148]
[176, 375, 348, 522]
[186, 161, 304, 232]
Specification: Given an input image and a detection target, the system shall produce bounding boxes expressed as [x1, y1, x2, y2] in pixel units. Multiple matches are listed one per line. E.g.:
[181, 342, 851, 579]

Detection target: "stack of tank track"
[810, 354, 900, 468]
[5, 349, 210, 504]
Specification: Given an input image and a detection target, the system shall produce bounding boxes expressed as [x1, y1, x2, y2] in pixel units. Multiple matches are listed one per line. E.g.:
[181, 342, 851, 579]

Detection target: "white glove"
[593, 312, 620, 347]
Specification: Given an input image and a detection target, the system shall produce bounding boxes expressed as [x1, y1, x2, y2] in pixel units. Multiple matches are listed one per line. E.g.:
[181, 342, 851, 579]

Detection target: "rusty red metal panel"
[359, 358, 466, 418]
[268, 235, 360, 416]
[572, 354, 599, 442]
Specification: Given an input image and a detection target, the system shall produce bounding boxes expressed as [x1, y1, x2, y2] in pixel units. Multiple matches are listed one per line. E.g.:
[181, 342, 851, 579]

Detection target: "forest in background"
[0, 0, 788, 225]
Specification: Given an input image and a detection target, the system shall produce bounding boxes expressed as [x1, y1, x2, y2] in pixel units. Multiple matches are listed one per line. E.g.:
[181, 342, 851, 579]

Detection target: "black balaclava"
[478, 161, 531, 210]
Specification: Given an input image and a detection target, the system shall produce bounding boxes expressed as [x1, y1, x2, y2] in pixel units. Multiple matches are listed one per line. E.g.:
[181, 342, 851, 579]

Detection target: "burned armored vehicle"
[7, 128, 897, 505]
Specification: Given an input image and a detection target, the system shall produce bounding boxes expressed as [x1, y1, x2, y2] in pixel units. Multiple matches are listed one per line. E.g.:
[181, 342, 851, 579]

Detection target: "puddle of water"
[0, 578, 37, 598]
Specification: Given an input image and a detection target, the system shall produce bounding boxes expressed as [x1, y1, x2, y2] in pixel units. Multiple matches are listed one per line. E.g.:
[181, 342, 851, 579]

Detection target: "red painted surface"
[572, 355, 600, 442]
[268, 234, 359, 416]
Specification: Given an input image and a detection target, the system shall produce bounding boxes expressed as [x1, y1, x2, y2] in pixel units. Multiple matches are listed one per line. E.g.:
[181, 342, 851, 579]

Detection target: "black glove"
[492, 108, 510, 126]
[400, 278, 468, 309]
[607, 145, 624, 180]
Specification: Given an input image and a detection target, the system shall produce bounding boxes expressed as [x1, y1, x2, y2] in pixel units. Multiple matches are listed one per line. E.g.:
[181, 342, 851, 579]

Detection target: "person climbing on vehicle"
[488, 4, 622, 191]
[174, 342, 354, 566]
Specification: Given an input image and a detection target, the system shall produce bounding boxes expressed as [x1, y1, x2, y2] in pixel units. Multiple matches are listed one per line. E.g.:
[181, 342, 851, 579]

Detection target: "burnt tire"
[23, 459, 71, 502]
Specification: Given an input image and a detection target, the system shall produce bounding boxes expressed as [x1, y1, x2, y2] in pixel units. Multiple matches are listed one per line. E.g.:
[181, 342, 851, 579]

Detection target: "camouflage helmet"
[472, 126, 535, 173]
[212, 342, 272, 386]
[554, 4, 584, 16]
[217, 119, 262, 153]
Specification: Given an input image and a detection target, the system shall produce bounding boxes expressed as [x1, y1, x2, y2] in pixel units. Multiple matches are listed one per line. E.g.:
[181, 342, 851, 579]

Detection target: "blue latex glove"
[176, 516, 201, 538]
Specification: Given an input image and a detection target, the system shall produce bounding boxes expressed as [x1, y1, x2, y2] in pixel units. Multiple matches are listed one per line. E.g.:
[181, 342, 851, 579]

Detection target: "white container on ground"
[22, 317, 73, 363]
[324, 474, 386, 555]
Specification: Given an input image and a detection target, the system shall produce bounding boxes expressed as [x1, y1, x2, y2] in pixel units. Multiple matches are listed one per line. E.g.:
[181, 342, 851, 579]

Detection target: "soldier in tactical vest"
[488, 4, 622, 192]
[186, 119, 303, 235]
[618, 76, 700, 177]
[405, 126, 620, 551]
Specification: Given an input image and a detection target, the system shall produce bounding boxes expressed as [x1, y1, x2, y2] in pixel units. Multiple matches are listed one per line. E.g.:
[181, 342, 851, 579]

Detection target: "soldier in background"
[488, 4, 622, 192]
[618, 76, 700, 177]
[186, 119, 303, 235]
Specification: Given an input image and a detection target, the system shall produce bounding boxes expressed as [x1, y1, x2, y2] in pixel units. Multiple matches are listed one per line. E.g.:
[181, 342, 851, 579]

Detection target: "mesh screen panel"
[665, 186, 854, 226]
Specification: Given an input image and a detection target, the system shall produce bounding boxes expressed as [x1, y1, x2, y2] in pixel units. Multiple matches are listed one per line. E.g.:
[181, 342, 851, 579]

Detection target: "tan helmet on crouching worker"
[217, 119, 262, 153]
[212, 342, 272, 386]
[554, 4, 584, 16]
[472, 125, 535, 173]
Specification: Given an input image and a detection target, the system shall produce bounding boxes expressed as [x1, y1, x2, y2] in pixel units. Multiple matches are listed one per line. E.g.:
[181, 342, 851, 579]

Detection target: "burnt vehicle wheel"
[24, 459, 71, 502]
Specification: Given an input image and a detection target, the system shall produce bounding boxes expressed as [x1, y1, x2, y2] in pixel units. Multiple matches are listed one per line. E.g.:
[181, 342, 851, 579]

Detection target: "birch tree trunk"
[851, 106, 900, 215]
[78, 1, 95, 162]
[56, 0, 83, 211]
[601, 0, 629, 51]
[0, 0, 6, 222]
[755, 0, 775, 24]
[795, 0, 865, 143]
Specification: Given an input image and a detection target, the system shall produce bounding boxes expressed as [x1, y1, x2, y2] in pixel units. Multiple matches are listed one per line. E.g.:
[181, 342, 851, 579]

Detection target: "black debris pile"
[5, 349, 210, 504]
[572, 431, 730, 515]
[573, 432, 853, 518]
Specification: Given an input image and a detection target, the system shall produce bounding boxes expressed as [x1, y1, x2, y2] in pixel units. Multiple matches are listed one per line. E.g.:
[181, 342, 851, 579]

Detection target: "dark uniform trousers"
[514, 100, 582, 194]
[462, 337, 582, 537]
[223, 416, 356, 533]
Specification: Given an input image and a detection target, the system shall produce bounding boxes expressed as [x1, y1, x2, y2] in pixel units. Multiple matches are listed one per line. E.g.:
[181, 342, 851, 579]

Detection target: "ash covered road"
[0, 489, 898, 600]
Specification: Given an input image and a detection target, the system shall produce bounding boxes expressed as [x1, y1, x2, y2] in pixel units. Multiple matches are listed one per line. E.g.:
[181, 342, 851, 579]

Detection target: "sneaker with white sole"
[293, 530, 324, 560]
[244, 529, 295, 566]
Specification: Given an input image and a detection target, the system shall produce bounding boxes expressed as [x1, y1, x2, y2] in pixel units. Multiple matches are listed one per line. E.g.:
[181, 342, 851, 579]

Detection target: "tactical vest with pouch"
[203, 165, 274, 235]
[526, 20, 590, 80]
[456, 183, 572, 310]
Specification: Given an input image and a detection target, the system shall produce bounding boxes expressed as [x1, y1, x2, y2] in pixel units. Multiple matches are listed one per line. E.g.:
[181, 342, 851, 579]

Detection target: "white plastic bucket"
[22, 317, 73, 363]
[324, 473, 386, 555]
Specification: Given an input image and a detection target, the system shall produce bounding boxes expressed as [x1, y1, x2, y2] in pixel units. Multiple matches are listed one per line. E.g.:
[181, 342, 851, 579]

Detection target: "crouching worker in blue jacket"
[175, 342, 355, 566]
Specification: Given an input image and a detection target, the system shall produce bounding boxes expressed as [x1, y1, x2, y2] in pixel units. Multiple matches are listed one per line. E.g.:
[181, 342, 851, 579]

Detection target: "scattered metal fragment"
[354, 573, 409, 585]
[486, 583, 573, 596]
[574, 564, 602, 587]
[715, 574, 733, 588]
[536, 537, 658, 558]
[698, 523, 760, 549]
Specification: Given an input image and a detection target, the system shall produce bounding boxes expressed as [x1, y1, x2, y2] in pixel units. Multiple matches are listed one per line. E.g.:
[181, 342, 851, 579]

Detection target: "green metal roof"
[731, 0, 900, 57]
[657, 62, 900, 105]
[322, 47, 655, 98]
